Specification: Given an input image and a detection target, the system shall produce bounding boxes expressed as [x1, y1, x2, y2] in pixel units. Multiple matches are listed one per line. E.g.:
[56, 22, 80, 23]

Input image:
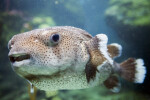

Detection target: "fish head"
[8, 26, 91, 79]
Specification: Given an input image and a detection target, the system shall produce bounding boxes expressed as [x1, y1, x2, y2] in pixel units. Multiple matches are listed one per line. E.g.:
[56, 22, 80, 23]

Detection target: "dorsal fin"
[107, 43, 122, 59]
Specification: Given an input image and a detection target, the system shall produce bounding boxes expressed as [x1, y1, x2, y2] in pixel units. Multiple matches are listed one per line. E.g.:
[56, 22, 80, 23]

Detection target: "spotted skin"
[8, 26, 132, 91]
[8, 26, 96, 90]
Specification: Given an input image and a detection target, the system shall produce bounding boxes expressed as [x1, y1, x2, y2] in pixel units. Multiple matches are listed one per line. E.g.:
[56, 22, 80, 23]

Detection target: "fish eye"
[49, 33, 60, 46]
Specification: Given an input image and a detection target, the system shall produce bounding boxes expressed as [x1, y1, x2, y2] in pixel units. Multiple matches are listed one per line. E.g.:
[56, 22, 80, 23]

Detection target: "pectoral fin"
[85, 34, 113, 83]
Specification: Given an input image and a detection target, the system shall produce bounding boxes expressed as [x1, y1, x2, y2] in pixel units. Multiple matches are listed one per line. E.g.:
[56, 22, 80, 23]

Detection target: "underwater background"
[0, 0, 150, 100]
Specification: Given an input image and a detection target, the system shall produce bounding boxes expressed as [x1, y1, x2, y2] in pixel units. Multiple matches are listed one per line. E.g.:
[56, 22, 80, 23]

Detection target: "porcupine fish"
[8, 26, 146, 92]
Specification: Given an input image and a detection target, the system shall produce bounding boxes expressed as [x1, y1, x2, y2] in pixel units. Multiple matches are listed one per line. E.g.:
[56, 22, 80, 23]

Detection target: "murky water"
[0, 0, 150, 100]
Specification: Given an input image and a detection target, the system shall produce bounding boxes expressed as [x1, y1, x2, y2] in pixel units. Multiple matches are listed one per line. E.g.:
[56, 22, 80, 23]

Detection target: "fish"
[8, 26, 146, 92]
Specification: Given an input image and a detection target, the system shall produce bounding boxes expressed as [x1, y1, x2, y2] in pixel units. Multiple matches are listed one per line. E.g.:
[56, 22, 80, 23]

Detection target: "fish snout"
[9, 53, 31, 63]
[8, 52, 31, 68]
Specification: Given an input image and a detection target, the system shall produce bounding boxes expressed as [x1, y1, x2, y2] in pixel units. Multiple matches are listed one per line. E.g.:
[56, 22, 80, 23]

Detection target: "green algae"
[105, 0, 150, 26]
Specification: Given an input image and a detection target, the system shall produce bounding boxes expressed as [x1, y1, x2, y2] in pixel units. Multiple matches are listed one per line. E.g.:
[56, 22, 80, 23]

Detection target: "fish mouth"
[9, 53, 31, 67]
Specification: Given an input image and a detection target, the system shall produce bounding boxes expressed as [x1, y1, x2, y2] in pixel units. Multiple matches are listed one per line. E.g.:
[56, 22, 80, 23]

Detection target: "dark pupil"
[52, 34, 59, 42]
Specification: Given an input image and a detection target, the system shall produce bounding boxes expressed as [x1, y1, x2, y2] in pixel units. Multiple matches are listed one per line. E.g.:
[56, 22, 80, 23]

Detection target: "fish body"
[8, 26, 146, 91]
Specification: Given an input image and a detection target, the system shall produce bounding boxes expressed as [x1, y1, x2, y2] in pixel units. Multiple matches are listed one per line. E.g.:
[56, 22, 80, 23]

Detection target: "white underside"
[30, 66, 112, 91]
[30, 71, 92, 91]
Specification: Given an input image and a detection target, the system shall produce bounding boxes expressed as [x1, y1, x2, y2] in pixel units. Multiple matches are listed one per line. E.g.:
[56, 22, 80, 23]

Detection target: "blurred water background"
[0, 0, 150, 100]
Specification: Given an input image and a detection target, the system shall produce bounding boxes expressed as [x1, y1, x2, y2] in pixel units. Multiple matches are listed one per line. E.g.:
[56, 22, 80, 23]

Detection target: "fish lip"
[8, 53, 32, 67]
[12, 59, 31, 68]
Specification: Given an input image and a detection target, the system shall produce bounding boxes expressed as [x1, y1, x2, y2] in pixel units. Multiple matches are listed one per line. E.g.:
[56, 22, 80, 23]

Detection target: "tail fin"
[118, 58, 146, 83]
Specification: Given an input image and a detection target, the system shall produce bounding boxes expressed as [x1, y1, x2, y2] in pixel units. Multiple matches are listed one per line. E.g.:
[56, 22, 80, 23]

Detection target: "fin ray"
[107, 43, 122, 59]
[114, 58, 146, 83]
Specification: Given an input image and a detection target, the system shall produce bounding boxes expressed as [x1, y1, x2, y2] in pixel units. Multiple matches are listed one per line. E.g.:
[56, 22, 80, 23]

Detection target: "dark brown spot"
[85, 61, 98, 82]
